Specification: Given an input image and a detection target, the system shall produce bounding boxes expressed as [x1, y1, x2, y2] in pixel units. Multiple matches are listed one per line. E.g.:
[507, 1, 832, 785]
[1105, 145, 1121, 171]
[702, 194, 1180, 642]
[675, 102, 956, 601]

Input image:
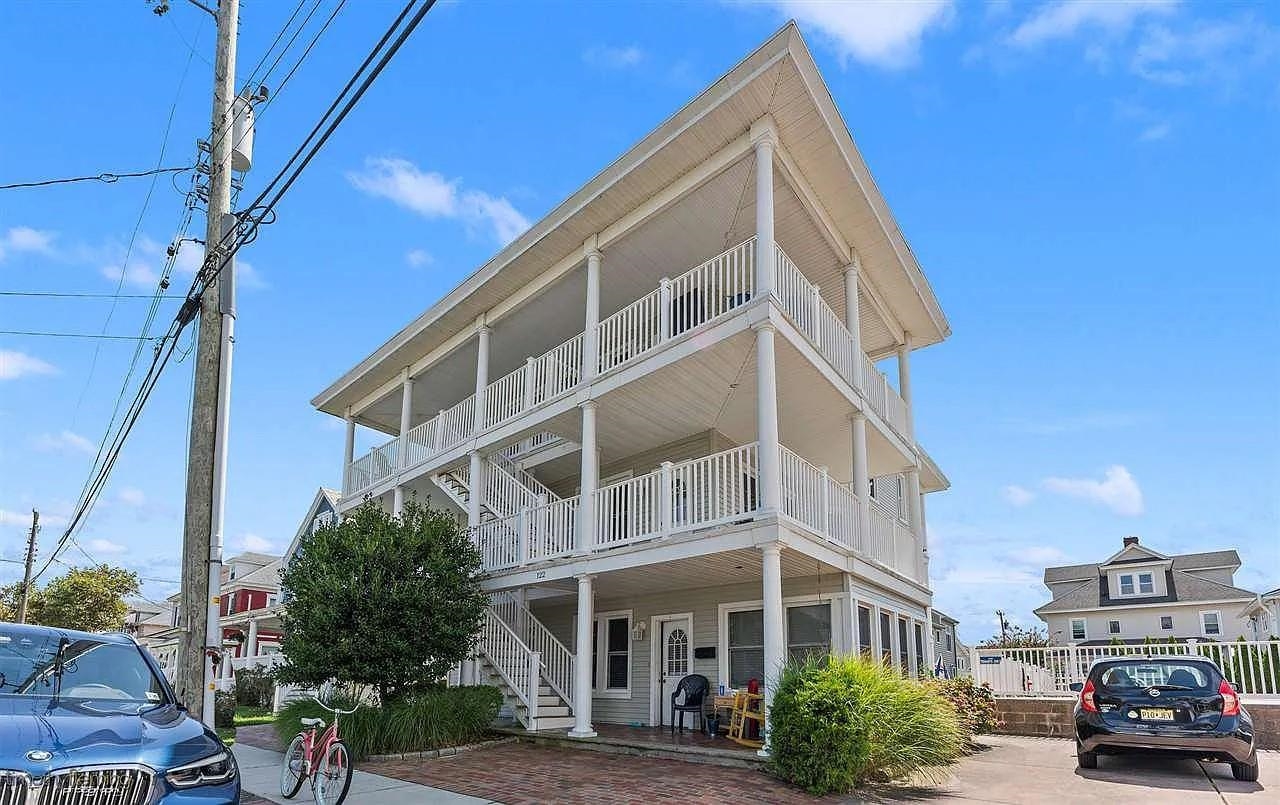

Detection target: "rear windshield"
[1096, 660, 1218, 692]
[0, 629, 167, 709]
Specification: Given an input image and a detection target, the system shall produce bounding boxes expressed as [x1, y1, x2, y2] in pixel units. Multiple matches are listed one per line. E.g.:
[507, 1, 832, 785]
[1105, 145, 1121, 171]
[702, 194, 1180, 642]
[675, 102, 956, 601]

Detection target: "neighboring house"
[1035, 536, 1272, 645]
[123, 599, 173, 641]
[931, 610, 967, 677]
[281, 487, 341, 579]
[313, 24, 951, 735]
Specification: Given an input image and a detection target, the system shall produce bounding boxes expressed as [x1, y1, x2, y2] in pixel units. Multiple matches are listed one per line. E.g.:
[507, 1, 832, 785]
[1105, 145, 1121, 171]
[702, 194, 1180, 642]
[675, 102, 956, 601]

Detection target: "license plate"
[1138, 708, 1175, 721]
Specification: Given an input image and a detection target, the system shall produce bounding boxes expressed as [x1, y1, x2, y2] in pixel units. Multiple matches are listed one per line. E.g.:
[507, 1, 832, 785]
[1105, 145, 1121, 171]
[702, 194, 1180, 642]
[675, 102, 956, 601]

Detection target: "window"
[786, 604, 832, 664]
[897, 618, 910, 671]
[590, 612, 631, 695]
[1160, 615, 1174, 631]
[945, 632, 953, 652]
[266, 595, 278, 608]
[1070, 618, 1087, 641]
[1118, 574, 1135, 596]
[879, 611, 893, 665]
[728, 609, 764, 688]
[1108, 620, 1121, 635]
[1200, 611, 1221, 636]
[857, 606, 872, 659]
[1138, 572, 1155, 595]
[225, 592, 236, 615]
[914, 623, 925, 676]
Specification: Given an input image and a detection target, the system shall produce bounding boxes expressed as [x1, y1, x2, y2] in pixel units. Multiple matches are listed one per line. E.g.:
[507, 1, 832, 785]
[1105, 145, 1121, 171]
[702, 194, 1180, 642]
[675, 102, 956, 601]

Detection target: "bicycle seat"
[300, 717, 326, 728]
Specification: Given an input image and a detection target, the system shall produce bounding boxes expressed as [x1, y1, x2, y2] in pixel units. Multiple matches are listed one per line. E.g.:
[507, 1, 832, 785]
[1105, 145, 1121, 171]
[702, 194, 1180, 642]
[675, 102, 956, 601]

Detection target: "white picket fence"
[974, 641, 1280, 698]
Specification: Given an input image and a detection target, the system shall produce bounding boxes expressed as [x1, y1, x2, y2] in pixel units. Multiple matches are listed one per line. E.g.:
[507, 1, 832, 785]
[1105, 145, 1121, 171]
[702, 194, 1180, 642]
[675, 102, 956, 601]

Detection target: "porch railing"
[490, 591, 574, 710]
[476, 608, 541, 728]
[974, 642, 1280, 698]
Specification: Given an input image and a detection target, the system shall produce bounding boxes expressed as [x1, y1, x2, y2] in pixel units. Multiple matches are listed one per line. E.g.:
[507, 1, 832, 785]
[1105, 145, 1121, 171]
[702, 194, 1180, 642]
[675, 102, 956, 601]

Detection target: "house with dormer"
[1035, 536, 1273, 645]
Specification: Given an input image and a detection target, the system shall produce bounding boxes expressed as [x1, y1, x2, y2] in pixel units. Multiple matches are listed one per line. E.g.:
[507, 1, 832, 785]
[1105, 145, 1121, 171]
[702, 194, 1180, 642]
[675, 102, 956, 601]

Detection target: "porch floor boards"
[496, 722, 764, 768]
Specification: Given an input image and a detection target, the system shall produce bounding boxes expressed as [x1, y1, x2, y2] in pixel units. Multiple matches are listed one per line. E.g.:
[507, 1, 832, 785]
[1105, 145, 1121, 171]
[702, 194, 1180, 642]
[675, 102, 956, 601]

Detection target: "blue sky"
[1, 1, 1276, 642]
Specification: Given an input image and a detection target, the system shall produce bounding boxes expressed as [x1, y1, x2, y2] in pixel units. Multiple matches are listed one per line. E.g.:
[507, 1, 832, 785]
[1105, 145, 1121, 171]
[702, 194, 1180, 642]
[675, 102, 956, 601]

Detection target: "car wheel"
[1231, 753, 1260, 783]
[1077, 746, 1098, 769]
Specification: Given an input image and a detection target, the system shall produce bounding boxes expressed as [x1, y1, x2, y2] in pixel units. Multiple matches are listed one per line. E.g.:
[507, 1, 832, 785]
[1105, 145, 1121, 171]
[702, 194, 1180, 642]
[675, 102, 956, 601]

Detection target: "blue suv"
[0, 621, 240, 803]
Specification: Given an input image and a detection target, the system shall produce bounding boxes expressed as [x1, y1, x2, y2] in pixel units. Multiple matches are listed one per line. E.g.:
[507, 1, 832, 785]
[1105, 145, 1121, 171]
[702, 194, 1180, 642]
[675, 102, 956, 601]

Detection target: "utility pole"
[177, 0, 239, 727]
[16, 510, 39, 624]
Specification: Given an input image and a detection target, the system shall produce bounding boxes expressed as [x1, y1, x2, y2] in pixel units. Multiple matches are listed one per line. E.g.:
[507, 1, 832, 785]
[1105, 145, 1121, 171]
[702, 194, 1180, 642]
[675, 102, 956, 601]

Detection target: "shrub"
[214, 692, 237, 729]
[768, 656, 964, 795]
[234, 667, 275, 708]
[929, 676, 998, 737]
[273, 685, 502, 760]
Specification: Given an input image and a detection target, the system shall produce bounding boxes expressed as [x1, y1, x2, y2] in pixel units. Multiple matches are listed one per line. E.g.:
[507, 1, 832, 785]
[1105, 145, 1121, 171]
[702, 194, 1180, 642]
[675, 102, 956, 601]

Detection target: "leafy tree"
[0, 582, 43, 622]
[39, 565, 140, 632]
[976, 624, 1050, 649]
[275, 500, 487, 704]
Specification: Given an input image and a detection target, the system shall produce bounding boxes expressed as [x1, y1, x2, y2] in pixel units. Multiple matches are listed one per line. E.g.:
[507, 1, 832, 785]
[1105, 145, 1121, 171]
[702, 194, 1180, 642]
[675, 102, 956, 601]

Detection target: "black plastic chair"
[670, 674, 710, 733]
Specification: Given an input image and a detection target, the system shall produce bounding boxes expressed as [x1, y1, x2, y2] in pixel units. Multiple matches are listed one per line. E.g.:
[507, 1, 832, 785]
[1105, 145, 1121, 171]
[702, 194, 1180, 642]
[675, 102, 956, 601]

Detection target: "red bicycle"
[279, 694, 358, 805]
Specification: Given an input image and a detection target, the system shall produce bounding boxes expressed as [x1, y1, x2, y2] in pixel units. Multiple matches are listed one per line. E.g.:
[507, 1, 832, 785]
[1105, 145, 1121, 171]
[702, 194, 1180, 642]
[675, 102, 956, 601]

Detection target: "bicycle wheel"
[279, 733, 307, 798]
[311, 740, 353, 805]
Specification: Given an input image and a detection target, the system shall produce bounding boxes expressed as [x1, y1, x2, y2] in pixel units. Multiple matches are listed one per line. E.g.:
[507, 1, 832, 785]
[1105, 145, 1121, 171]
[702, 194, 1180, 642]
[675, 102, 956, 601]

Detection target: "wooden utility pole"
[177, 0, 239, 727]
[16, 509, 39, 623]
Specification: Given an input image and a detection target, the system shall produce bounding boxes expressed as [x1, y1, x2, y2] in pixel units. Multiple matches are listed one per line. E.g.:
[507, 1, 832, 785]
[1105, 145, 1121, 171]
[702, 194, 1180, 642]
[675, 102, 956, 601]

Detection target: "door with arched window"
[657, 615, 693, 727]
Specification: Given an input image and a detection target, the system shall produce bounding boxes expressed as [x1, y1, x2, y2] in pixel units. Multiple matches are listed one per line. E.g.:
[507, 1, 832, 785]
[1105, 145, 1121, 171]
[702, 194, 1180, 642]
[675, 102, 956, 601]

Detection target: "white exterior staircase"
[474, 592, 576, 731]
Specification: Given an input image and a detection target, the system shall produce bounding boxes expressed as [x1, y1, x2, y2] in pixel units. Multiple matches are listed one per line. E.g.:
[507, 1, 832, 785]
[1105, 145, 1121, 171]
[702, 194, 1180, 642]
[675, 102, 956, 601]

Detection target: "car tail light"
[1219, 679, 1240, 716]
[1080, 678, 1098, 713]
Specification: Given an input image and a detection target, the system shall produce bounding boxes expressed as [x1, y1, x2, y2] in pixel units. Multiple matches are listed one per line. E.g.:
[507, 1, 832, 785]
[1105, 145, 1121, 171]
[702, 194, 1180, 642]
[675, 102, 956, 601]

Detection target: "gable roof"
[1044, 549, 1242, 585]
[224, 558, 282, 592]
[1035, 567, 1256, 615]
[283, 487, 341, 567]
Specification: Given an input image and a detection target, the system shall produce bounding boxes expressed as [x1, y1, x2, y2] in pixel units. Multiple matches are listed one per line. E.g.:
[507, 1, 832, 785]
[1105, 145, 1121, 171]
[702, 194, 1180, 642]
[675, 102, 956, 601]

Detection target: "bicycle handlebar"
[309, 694, 360, 716]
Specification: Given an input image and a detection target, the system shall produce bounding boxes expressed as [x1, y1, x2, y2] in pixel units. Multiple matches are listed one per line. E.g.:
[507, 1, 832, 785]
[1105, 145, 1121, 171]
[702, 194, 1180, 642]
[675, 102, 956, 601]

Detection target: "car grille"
[36, 767, 152, 805]
[0, 772, 29, 805]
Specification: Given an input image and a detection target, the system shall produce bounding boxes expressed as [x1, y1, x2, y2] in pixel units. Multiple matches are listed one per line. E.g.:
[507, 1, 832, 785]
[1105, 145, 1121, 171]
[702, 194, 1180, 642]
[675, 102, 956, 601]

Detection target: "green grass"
[216, 727, 237, 746]
[234, 706, 275, 726]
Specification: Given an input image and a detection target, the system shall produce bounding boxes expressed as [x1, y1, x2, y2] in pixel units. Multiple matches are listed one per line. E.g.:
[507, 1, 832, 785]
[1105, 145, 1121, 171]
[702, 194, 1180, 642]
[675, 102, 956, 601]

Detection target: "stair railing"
[490, 592, 574, 711]
[477, 607, 541, 728]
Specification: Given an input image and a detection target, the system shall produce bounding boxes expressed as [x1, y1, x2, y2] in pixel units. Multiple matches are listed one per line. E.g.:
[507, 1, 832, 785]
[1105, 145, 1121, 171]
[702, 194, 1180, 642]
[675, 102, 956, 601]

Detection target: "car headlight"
[165, 749, 236, 788]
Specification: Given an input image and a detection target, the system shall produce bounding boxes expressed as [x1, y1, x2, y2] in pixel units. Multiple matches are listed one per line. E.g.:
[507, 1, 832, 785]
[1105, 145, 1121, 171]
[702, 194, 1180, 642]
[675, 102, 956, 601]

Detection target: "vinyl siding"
[1045, 602, 1257, 643]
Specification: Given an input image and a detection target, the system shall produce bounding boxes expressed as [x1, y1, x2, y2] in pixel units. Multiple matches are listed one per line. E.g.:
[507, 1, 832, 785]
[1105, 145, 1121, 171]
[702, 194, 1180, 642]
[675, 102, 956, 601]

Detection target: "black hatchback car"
[1071, 655, 1258, 781]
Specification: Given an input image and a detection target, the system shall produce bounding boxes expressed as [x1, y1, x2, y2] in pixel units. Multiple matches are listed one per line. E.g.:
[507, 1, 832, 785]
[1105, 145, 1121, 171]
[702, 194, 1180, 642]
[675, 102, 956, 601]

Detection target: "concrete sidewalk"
[232, 743, 499, 805]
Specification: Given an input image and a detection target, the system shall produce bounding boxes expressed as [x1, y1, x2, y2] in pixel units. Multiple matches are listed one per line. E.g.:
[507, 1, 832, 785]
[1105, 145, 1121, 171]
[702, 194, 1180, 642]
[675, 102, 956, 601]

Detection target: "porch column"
[896, 333, 913, 441]
[842, 573, 857, 656]
[851, 413, 871, 543]
[468, 451, 484, 528]
[576, 401, 598, 553]
[460, 657, 476, 686]
[752, 118, 777, 296]
[906, 468, 923, 540]
[569, 574, 597, 738]
[342, 407, 355, 492]
[394, 368, 414, 516]
[583, 238, 602, 380]
[474, 322, 492, 433]
[760, 543, 784, 756]
[844, 252, 863, 388]
[754, 323, 781, 511]
[924, 607, 937, 675]
[246, 618, 259, 659]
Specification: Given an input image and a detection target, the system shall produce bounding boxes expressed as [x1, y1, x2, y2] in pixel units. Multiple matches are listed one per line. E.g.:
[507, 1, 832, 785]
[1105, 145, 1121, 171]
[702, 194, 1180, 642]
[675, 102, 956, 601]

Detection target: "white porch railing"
[491, 592, 574, 710]
[499, 431, 564, 461]
[491, 450, 558, 503]
[476, 608, 541, 728]
[525, 496, 578, 562]
[974, 642, 1280, 698]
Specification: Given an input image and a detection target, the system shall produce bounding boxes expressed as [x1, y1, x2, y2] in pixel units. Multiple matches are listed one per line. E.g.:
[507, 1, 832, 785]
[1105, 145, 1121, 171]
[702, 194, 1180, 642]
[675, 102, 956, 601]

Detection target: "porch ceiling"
[315, 23, 948, 421]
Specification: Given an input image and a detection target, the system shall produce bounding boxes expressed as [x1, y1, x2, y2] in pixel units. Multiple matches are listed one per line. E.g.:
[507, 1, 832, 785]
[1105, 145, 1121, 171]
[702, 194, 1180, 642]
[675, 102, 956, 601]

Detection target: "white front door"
[658, 616, 693, 727]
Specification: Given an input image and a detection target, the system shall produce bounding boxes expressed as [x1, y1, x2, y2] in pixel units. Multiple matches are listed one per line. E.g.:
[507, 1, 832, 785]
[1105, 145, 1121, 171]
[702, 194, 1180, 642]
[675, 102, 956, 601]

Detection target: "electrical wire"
[0, 291, 186, 300]
[0, 167, 193, 192]
[0, 330, 163, 341]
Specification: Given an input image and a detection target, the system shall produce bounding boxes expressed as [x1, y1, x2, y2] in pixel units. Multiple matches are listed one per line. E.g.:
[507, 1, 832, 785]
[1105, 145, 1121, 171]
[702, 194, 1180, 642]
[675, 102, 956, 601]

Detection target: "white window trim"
[648, 611, 694, 726]
[717, 594, 839, 689]
[591, 609, 633, 699]
[1108, 619, 1121, 635]
[1117, 573, 1135, 597]
[1070, 617, 1087, 641]
[1199, 610, 1222, 637]
[1137, 571, 1155, 595]
[1160, 615, 1174, 630]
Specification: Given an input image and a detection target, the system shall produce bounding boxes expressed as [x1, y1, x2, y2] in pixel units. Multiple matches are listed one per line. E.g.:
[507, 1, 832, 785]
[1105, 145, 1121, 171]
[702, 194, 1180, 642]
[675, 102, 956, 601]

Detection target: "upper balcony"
[342, 239, 915, 499]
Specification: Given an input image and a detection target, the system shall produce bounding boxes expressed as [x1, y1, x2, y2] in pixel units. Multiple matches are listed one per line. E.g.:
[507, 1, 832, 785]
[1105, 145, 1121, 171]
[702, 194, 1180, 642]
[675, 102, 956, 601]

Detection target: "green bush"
[929, 676, 999, 737]
[767, 656, 964, 795]
[273, 685, 502, 760]
[234, 667, 275, 708]
[214, 692, 237, 729]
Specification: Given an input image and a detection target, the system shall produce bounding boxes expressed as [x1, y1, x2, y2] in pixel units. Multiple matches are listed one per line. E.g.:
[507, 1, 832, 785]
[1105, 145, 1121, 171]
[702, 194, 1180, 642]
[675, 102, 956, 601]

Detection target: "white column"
[246, 618, 259, 658]
[394, 370, 414, 517]
[751, 118, 777, 296]
[760, 543, 784, 756]
[896, 333, 913, 441]
[393, 486, 405, 517]
[474, 322, 491, 432]
[576, 401, 598, 553]
[460, 658, 476, 686]
[924, 607, 937, 675]
[844, 254, 863, 388]
[842, 573, 857, 656]
[583, 239, 602, 380]
[569, 574, 597, 738]
[754, 323, 781, 511]
[342, 408, 355, 491]
[468, 450, 484, 528]
[851, 412, 870, 500]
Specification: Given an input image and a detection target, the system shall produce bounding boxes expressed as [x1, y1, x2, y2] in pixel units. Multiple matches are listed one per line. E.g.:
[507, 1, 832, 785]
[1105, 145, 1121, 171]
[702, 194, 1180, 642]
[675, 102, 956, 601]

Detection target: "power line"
[0, 167, 193, 191]
[0, 291, 186, 299]
[0, 329, 163, 341]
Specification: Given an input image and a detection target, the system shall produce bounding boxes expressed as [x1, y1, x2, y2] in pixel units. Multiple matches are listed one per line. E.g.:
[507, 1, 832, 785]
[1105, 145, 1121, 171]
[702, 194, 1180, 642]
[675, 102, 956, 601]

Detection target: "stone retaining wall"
[993, 696, 1280, 749]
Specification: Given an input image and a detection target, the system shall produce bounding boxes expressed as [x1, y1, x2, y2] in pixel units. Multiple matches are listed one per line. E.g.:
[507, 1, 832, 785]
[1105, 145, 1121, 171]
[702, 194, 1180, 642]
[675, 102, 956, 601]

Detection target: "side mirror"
[1068, 682, 1084, 693]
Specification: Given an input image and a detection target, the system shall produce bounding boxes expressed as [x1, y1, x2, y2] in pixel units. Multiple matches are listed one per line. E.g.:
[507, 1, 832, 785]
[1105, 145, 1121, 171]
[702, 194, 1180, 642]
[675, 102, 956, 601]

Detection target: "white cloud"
[1130, 16, 1277, 87]
[1008, 545, 1069, 566]
[1001, 484, 1036, 507]
[101, 259, 160, 288]
[1007, 0, 1177, 49]
[347, 158, 531, 246]
[1137, 122, 1172, 141]
[0, 350, 58, 381]
[748, 0, 954, 70]
[34, 430, 96, 456]
[0, 226, 57, 261]
[234, 532, 275, 553]
[405, 249, 433, 268]
[173, 241, 268, 289]
[0, 509, 67, 529]
[117, 487, 147, 507]
[1043, 465, 1144, 517]
[583, 44, 644, 69]
[939, 565, 1040, 586]
[86, 538, 127, 555]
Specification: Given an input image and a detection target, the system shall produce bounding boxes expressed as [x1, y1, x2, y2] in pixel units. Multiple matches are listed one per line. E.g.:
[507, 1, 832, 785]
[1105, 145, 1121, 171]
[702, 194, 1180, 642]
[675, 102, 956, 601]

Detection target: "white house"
[1035, 536, 1273, 645]
[313, 24, 951, 738]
